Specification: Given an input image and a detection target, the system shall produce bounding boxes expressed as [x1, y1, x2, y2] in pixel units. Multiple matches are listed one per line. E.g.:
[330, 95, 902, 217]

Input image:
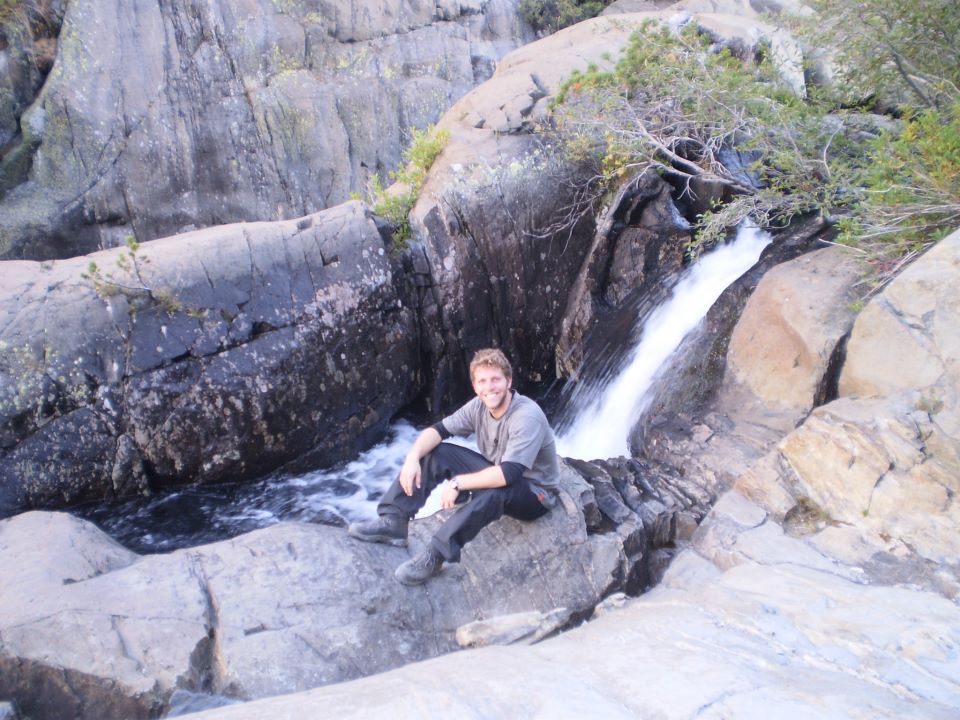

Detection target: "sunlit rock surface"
[0, 466, 655, 719]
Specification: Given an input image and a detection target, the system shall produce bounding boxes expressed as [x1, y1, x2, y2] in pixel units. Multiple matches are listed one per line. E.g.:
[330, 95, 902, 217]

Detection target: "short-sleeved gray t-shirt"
[441, 391, 560, 493]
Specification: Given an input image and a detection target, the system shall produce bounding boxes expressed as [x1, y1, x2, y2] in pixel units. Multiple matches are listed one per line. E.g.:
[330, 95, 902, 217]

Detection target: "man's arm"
[440, 465, 507, 509]
[399, 427, 443, 496]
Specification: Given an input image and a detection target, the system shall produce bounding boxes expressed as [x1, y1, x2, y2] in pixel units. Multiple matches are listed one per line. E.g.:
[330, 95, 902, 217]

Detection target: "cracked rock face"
[0, 0, 533, 260]
[0, 201, 420, 515]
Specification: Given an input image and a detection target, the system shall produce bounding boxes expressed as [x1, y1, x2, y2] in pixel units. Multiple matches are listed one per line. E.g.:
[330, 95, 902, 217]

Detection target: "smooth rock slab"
[0, 466, 639, 719]
[179, 550, 960, 720]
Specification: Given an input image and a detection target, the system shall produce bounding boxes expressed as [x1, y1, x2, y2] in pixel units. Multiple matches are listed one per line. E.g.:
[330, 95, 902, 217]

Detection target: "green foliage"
[518, 0, 615, 34]
[550, 23, 859, 254]
[365, 125, 450, 246]
[803, 0, 960, 112]
[548, 7, 960, 267]
[846, 103, 960, 245]
[80, 235, 193, 317]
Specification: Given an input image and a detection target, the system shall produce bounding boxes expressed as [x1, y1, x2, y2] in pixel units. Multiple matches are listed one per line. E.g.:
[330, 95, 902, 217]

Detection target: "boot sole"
[347, 525, 408, 547]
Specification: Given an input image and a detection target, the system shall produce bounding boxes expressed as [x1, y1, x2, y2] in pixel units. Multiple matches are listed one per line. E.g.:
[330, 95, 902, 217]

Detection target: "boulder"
[0, 464, 649, 719]
[169, 547, 960, 720]
[734, 228, 960, 586]
[0, 0, 533, 260]
[724, 244, 861, 415]
[0, 201, 420, 515]
[839, 232, 960, 437]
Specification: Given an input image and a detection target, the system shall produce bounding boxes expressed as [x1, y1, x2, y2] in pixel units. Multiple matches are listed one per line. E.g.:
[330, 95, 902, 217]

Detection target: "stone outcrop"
[407, 9, 799, 404]
[0, 464, 665, 719]
[185, 558, 960, 720]
[0, 201, 419, 516]
[0, 0, 533, 260]
[724, 245, 860, 414]
[735, 228, 960, 588]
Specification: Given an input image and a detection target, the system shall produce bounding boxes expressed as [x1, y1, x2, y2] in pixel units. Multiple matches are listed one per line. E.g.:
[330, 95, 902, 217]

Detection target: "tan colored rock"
[839, 228, 960, 431]
[774, 396, 960, 564]
[725, 246, 860, 413]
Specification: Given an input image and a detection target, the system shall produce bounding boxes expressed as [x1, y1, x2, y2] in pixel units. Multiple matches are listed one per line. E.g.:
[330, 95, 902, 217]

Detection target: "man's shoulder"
[508, 394, 550, 424]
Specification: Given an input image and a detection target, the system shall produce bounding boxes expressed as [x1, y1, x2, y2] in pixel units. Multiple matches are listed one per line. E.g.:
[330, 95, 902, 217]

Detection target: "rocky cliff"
[1, 2, 958, 719]
[0, 0, 532, 260]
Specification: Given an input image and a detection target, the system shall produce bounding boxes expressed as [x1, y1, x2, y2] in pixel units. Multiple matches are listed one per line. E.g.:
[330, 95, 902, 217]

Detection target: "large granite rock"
[0, 464, 653, 719]
[724, 244, 861, 415]
[0, 201, 419, 516]
[735, 228, 960, 590]
[173, 504, 960, 720]
[0, 0, 533, 260]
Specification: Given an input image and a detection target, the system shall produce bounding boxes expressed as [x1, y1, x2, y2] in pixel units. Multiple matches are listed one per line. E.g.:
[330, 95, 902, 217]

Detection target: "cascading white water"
[557, 224, 772, 460]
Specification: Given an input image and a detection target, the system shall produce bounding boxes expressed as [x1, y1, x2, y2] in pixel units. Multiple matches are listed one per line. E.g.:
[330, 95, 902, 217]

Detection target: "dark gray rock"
[0, 0, 533, 260]
[0, 201, 420, 515]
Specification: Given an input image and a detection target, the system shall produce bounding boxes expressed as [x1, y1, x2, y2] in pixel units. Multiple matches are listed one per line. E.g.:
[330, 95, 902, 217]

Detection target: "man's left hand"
[441, 480, 460, 509]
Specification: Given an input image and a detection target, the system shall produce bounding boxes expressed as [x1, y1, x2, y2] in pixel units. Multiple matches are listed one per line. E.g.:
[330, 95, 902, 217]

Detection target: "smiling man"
[348, 348, 561, 585]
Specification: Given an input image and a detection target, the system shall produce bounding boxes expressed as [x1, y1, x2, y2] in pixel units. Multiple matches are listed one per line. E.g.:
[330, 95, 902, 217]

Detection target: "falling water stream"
[74, 225, 770, 553]
[557, 223, 771, 459]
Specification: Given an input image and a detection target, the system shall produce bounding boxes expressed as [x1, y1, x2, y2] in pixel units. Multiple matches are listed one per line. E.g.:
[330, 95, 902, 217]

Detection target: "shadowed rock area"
[0, 202, 419, 515]
[0, 0, 533, 260]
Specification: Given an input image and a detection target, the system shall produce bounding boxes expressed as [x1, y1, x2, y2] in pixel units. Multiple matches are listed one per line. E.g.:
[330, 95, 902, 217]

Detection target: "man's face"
[471, 364, 512, 414]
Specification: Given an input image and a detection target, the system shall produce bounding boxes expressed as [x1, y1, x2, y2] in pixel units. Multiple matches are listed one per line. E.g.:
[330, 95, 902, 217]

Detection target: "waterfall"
[557, 224, 772, 460]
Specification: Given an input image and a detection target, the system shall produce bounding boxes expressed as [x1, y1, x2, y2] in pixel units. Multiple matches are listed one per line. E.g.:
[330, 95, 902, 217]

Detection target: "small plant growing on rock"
[361, 124, 450, 246]
[80, 236, 186, 316]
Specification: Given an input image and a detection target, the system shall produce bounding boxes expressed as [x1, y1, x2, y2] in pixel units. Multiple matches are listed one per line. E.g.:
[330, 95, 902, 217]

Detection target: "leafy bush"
[519, 0, 615, 35]
[803, 0, 960, 112]
[363, 125, 450, 246]
[547, 4, 960, 271]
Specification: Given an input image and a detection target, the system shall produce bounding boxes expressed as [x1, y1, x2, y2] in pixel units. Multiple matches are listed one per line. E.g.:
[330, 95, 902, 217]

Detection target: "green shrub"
[365, 125, 450, 246]
[518, 0, 616, 35]
[547, 6, 960, 267]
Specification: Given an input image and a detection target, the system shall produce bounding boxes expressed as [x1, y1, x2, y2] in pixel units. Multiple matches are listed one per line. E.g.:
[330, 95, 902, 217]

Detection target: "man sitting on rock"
[348, 348, 560, 585]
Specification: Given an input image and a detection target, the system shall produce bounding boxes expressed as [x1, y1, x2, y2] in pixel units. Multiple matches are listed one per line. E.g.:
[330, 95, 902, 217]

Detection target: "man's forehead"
[472, 364, 506, 378]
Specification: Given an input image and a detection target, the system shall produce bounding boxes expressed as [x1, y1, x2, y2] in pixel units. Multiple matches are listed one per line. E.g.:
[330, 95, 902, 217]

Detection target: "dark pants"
[377, 442, 549, 562]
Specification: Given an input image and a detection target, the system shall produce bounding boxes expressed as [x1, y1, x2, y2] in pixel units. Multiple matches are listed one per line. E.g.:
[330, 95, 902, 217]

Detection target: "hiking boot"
[394, 546, 444, 585]
[347, 514, 408, 547]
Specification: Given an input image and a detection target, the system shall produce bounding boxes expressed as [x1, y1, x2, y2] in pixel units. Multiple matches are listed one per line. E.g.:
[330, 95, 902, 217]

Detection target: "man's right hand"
[399, 457, 421, 496]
